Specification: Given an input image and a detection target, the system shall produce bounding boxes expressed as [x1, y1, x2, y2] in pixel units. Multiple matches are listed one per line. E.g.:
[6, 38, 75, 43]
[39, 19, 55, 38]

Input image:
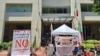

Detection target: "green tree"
[92, 0, 100, 14]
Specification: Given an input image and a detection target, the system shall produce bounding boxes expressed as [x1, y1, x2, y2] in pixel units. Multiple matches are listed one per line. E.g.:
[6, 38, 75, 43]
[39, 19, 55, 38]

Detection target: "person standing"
[35, 46, 47, 56]
[73, 45, 79, 56]
[47, 43, 54, 56]
[84, 49, 90, 56]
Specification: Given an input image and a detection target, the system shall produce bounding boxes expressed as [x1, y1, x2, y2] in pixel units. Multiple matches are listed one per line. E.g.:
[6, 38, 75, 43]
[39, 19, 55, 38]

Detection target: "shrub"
[95, 40, 100, 44]
[8, 41, 12, 47]
[0, 41, 12, 50]
[82, 43, 95, 48]
[83, 40, 100, 49]
[86, 40, 97, 44]
[0, 43, 3, 50]
[2, 42, 9, 50]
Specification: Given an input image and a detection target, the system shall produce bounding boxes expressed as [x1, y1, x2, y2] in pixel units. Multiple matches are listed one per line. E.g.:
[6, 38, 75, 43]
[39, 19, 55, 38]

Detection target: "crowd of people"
[6, 39, 99, 56]
[7, 42, 99, 56]
[72, 44, 96, 56]
[7, 37, 99, 56]
[30, 41, 99, 56]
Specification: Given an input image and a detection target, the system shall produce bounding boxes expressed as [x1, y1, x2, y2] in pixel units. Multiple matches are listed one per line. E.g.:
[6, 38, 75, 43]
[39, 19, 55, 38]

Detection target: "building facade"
[0, 0, 100, 43]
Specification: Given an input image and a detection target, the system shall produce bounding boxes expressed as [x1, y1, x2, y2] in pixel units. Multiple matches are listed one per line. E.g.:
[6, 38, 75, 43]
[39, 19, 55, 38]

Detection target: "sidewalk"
[0, 50, 8, 56]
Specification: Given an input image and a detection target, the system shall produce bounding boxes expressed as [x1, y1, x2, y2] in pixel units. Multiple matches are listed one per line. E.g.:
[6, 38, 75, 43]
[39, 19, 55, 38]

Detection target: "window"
[83, 26, 91, 40]
[42, 7, 48, 13]
[56, 8, 63, 13]
[42, 7, 70, 14]
[81, 4, 93, 12]
[64, 8, 67, 13]
[6, 4, 32, 12]
[49, 8, 56, 13]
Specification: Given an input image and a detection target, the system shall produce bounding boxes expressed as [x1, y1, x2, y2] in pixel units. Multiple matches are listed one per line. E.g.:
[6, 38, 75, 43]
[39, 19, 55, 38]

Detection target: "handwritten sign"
[62, 38, 72, 46]
[11, 30, 30, 56]
[55, 36, 74, 56]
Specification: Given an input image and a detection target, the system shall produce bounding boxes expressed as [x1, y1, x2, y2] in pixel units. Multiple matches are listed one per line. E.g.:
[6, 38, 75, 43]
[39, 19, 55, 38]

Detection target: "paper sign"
[11, 30, 30, 56]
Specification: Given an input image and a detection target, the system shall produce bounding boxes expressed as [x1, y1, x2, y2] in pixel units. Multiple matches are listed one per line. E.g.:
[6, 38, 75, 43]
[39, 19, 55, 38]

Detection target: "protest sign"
[11, 30, 30, 56]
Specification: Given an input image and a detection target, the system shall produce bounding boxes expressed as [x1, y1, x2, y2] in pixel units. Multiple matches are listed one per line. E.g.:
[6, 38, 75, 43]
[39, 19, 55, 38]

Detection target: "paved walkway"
[0, 51, 8, 56]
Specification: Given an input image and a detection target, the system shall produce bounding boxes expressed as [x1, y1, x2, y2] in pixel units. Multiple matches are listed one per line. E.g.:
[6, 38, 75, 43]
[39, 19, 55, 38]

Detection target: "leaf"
[92, 1, 100, 14]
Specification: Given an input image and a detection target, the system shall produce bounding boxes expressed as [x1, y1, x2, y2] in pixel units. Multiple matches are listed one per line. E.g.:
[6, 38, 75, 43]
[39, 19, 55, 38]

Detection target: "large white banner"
[11, 30, 30, 56]
[55, 36, 76, 56]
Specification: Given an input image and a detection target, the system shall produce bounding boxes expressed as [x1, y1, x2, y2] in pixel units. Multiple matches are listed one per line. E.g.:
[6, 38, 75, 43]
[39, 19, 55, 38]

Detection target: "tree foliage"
[92, 0, 100, 14]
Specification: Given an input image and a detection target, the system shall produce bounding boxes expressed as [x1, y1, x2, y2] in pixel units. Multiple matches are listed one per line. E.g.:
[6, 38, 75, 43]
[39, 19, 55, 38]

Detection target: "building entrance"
[3, 22, 31, 42]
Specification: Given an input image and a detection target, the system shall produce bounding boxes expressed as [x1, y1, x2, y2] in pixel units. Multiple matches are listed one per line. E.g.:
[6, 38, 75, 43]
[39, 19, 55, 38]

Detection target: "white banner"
[11, 30, 30, 56]
[55, 36, 76, 56]
[55, 36, 75, 47]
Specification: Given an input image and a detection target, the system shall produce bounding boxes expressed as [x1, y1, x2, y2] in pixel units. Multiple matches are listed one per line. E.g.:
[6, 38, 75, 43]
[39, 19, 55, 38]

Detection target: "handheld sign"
[11, 30, 30, 56]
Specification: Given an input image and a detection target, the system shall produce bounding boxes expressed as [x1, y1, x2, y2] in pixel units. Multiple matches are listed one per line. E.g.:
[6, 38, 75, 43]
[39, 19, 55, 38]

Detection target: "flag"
[35, 19, 40, 48]
[33, 35, 36, 47]
[74, 0, 82, 32]
[74, 0, 78, 17]
[74, 0, 83, 40]
[50, 23, 53, 43]
[78, 21, 84, 41]
[78, 21, 82, 32]
[72, 0, 79, 30]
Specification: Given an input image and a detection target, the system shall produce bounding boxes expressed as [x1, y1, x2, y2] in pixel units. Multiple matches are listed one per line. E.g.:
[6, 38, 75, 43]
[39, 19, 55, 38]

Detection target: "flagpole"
[50, 23, 53, 43]
[51, 32, 52, 43]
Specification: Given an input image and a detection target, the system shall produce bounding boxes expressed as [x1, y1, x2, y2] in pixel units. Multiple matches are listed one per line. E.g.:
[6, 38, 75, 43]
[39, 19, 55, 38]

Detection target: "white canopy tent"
[52, 24, 82, 44]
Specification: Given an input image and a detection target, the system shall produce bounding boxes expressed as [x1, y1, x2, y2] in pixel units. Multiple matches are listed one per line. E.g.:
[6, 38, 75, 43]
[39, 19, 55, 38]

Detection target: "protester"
[89, 48, 95, 56]
[77, 45, 84, 56]
[35, 43, 47, 56]
[73, 44, 79, 56]
[30, 47, 37, 56]
[47, 42, 54, 56]
[89, 51, 95, 56]
[81, 46, 85, 53]
[95, 44, 100, 55]
[84, 49, 90, 56]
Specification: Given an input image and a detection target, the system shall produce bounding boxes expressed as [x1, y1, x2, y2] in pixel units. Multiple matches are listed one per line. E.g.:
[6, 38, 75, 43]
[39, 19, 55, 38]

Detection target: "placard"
[11, 30, 30, 56]
[55, 36, 73, 47]
[55, 36, 75, 56]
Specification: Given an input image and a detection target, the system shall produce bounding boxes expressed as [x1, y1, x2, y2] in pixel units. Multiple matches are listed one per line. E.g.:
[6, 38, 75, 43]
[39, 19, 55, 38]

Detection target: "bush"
[2, 42, 9, 50]
[82, 43, 95, 48]
[83, 40, 100, 49]
[0, 41, 12, 50]
[95, 40, 100, 44]
[8, 41, 12, 47]
[86, 40, 97, 44]
[0, 43, 3, 50]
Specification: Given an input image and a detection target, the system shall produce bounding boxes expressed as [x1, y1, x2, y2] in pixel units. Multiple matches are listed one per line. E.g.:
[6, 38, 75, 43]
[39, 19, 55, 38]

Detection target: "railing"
[42, 14, 71, 18]
[6, 12, 32, 17]
[5, 12, 32, 21]
[81, 12, 100, 21]
[80, 0, 94, 3]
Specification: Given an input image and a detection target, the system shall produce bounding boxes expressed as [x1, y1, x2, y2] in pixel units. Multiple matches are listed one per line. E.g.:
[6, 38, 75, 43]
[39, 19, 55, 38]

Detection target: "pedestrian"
[84, 49, 90, 56]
